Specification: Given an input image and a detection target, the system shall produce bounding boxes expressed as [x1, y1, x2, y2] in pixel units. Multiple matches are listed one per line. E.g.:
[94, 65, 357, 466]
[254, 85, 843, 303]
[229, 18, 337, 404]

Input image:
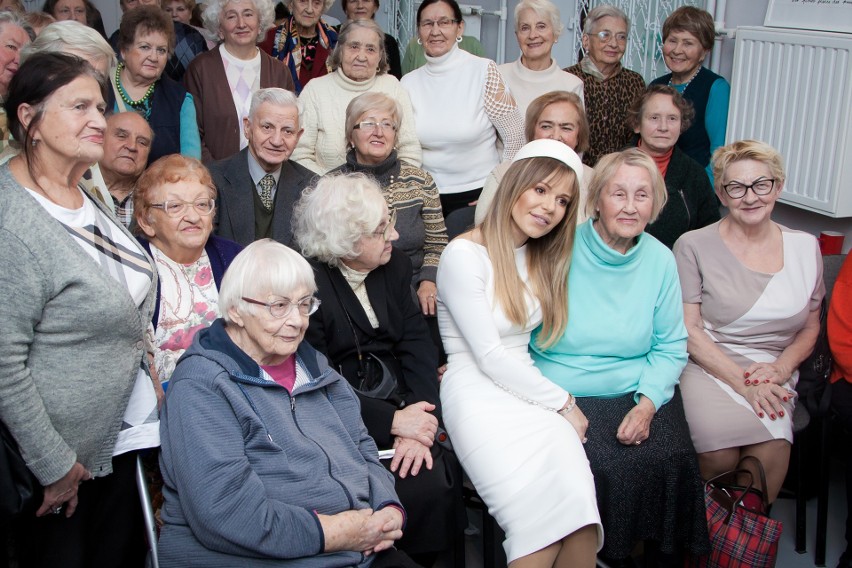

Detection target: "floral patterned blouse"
[151, 245, 220, 387]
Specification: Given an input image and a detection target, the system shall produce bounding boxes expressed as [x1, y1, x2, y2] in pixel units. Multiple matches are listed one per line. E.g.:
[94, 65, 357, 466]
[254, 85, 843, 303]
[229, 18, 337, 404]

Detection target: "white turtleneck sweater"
[292, 68, 422, 174]
[401, 44, 524, 194]
[498, 58, 585, 118]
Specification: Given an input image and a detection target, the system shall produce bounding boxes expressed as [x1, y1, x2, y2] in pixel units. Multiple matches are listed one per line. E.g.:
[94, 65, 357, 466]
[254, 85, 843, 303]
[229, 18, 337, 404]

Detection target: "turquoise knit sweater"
[530, 220, 687, 411]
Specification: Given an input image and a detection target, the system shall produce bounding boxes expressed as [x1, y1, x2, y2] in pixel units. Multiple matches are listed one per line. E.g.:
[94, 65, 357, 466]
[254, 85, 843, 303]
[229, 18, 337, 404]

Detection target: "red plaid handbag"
[687, 456, 782, 568]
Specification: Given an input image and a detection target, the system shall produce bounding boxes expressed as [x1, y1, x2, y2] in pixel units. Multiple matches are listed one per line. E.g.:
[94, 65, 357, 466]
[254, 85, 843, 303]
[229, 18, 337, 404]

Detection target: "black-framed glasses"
[721, 178, 776, 199]
[241, 296, 321, 318]
[149, 198, 215, 218]
[419, 18, 459, 30]
[591, 30, 627, 44]
[369, 208, 397, 240]
[354, 120, 397, 133]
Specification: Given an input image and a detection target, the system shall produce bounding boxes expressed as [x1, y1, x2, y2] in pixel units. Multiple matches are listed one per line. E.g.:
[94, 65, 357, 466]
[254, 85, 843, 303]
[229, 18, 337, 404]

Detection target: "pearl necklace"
[115, 63, 156, 107]
[668, 66, 701, 90]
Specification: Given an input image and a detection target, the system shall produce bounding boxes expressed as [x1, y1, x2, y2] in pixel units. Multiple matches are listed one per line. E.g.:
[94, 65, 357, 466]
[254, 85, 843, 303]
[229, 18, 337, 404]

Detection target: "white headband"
[512, 139, 584, 187]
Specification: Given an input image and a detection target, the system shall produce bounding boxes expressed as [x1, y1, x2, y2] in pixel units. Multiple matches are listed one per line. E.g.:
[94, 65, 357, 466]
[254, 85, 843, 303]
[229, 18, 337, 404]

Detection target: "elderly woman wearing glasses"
[674, 140, 824, 504]
[565, 4, 644, 166]
[292, 19, 420, 174]
[158, 239, 418, 567]
[295, 173, 463, 563]
[134, 155, 242, 389]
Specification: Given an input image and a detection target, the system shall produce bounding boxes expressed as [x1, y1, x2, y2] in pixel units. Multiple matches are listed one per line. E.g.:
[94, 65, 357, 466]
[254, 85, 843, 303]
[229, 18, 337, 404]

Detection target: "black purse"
[796, 299, 832, 417]
[1, 421, 41, 524]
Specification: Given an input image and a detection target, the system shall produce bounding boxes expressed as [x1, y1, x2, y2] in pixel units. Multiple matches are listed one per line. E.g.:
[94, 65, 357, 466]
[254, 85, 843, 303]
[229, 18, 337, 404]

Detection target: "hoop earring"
[417, 37, 422, 45]
[456, 36, 462, 43]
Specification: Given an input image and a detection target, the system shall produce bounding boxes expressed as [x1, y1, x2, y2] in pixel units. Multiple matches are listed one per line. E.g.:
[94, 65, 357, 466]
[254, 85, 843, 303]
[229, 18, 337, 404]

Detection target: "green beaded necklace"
[115, 62, 156, 111]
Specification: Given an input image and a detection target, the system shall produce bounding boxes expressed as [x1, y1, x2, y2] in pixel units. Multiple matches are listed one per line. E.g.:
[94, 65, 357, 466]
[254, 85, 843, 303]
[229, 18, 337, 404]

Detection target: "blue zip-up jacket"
[158, 319, 402, 567]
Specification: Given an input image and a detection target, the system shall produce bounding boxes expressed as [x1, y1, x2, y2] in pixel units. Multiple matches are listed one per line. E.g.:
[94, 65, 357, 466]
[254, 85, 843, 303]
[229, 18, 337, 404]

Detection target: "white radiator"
[728, 26, 852, 218]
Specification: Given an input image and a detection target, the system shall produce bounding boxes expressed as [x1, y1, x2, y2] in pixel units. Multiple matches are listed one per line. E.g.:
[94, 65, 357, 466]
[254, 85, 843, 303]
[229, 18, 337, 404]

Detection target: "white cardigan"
[292, 68, 422, 174]
[498, 58, 585, 119]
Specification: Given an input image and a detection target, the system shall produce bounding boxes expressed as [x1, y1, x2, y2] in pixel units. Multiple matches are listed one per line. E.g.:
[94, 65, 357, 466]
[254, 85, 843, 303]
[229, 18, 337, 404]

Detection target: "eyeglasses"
[148, 198, 216, 217]
[721, 178, 776, 199]
[241, 296, 321, 318]
[370, 208, 397, 240]
[419, 18, 459, 30]
[590, 30, 628, 44]
[354, 120, 397, 133]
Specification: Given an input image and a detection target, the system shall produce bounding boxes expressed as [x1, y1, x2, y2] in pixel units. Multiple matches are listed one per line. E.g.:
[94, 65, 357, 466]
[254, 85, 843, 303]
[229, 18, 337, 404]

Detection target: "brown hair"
[525, 90, 590, 154]
[662, 6, 715, 51]
[118, 5, 175, 54]
[626, 84, 694, 133]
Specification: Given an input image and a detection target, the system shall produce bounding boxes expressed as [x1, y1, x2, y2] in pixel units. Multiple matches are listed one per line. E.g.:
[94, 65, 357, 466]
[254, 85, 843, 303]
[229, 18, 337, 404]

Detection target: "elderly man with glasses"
[565, 4, 645, 166]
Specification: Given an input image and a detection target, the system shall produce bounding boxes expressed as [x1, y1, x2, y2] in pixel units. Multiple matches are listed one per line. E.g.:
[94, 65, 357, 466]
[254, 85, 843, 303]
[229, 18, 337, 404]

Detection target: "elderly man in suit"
[209, 88, 314, 247]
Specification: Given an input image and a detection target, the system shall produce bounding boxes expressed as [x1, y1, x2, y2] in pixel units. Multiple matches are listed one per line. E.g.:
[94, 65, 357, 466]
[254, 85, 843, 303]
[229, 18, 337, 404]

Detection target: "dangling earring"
[417, 37, 422, 45]
[456, 36, 462, 43]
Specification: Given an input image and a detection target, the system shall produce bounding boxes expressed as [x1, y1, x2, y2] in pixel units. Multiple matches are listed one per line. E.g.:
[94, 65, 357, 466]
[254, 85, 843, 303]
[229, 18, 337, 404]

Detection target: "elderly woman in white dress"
[291, 19, 420, 174]
[498, 0, 583, 117]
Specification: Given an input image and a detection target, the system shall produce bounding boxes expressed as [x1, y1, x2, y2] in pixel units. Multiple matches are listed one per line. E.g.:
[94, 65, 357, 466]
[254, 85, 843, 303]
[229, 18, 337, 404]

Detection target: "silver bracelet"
[557, 394, 576, 416]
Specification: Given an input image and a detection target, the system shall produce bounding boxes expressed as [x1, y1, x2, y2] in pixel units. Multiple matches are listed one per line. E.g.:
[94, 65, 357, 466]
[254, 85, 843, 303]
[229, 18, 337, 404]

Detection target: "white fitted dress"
[437, 239, 602, 562]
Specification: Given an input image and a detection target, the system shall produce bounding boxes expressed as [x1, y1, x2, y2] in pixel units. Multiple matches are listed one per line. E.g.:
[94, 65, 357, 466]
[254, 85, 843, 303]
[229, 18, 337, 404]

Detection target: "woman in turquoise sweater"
[530, 149, 708, 567]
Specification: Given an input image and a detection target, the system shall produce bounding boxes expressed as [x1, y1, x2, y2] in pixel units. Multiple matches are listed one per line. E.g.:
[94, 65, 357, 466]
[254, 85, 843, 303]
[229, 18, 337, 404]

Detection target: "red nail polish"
[744, 372, 750, 378]
[770, 414, 776, 420]
[745, 379, 751, 385]
[779, 411, 785, 417]
[759, 412, 764, 418]
[783, 397, 788, 402]
[764, 379, 771, 384]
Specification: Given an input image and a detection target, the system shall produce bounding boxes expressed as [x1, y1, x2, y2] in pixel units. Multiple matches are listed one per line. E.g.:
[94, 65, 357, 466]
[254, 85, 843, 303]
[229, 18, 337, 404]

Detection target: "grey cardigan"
[0, 162, 157, 485]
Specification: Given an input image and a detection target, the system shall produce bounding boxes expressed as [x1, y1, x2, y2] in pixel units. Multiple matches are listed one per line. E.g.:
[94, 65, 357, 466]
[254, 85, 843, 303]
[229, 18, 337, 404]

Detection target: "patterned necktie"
[259, 174, 275, 210]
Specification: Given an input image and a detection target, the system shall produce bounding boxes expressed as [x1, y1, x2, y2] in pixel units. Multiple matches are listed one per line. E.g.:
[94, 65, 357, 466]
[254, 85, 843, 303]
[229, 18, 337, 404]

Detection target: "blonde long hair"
[480, 157, 579, 349]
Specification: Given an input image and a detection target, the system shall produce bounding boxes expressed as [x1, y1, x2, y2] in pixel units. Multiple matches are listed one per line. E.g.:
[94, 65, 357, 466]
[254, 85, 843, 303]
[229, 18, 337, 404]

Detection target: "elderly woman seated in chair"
[293, 173, 464, 565]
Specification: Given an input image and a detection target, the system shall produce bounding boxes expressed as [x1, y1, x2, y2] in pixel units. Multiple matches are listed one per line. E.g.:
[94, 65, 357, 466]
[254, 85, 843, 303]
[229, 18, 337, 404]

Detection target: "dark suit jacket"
[304, 249, 440, 447]
[209, 149, 314, 248]
[184, 48, 295, 163]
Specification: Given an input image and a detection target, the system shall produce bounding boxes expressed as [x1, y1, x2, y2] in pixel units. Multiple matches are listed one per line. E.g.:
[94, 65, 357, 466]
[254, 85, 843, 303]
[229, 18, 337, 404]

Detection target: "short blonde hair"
[711, 140, 786, 195]
[586, 149, 667, 223]
[293, 173, 386, 267]
[344, 92, 401, 146]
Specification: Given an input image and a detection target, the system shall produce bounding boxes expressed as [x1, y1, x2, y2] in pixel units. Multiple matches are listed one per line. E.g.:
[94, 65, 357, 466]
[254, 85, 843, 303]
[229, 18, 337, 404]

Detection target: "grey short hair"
[514, 0, 563, 37]
[0, 10, 35, 42]
[293, 173, 386, 267]
[344, 92, 401, 145]
[219, 239, 317, 323]
[248, 87, 300, 122]
[202, 0, 275, 44]
[286, 0, 334, 13]
[329, 19, 388, 76]
[585, 149, 667, 223]
[583, 4, 629, 35]
[21, 21, 115, 71]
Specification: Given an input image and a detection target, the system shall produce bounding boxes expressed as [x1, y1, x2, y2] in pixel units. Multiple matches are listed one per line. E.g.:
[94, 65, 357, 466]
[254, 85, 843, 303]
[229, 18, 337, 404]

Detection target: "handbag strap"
[705, 455, 771, 523]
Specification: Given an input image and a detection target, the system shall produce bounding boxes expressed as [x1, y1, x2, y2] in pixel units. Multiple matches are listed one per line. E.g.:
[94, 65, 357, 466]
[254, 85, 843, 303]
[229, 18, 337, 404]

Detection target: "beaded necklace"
[115, 62, 155, 118]
[668, 66, 701, 91]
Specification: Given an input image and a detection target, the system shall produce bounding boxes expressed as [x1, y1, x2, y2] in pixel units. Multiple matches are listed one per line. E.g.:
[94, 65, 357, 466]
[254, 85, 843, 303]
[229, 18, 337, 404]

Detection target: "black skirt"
[579, 388, 710, 559]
